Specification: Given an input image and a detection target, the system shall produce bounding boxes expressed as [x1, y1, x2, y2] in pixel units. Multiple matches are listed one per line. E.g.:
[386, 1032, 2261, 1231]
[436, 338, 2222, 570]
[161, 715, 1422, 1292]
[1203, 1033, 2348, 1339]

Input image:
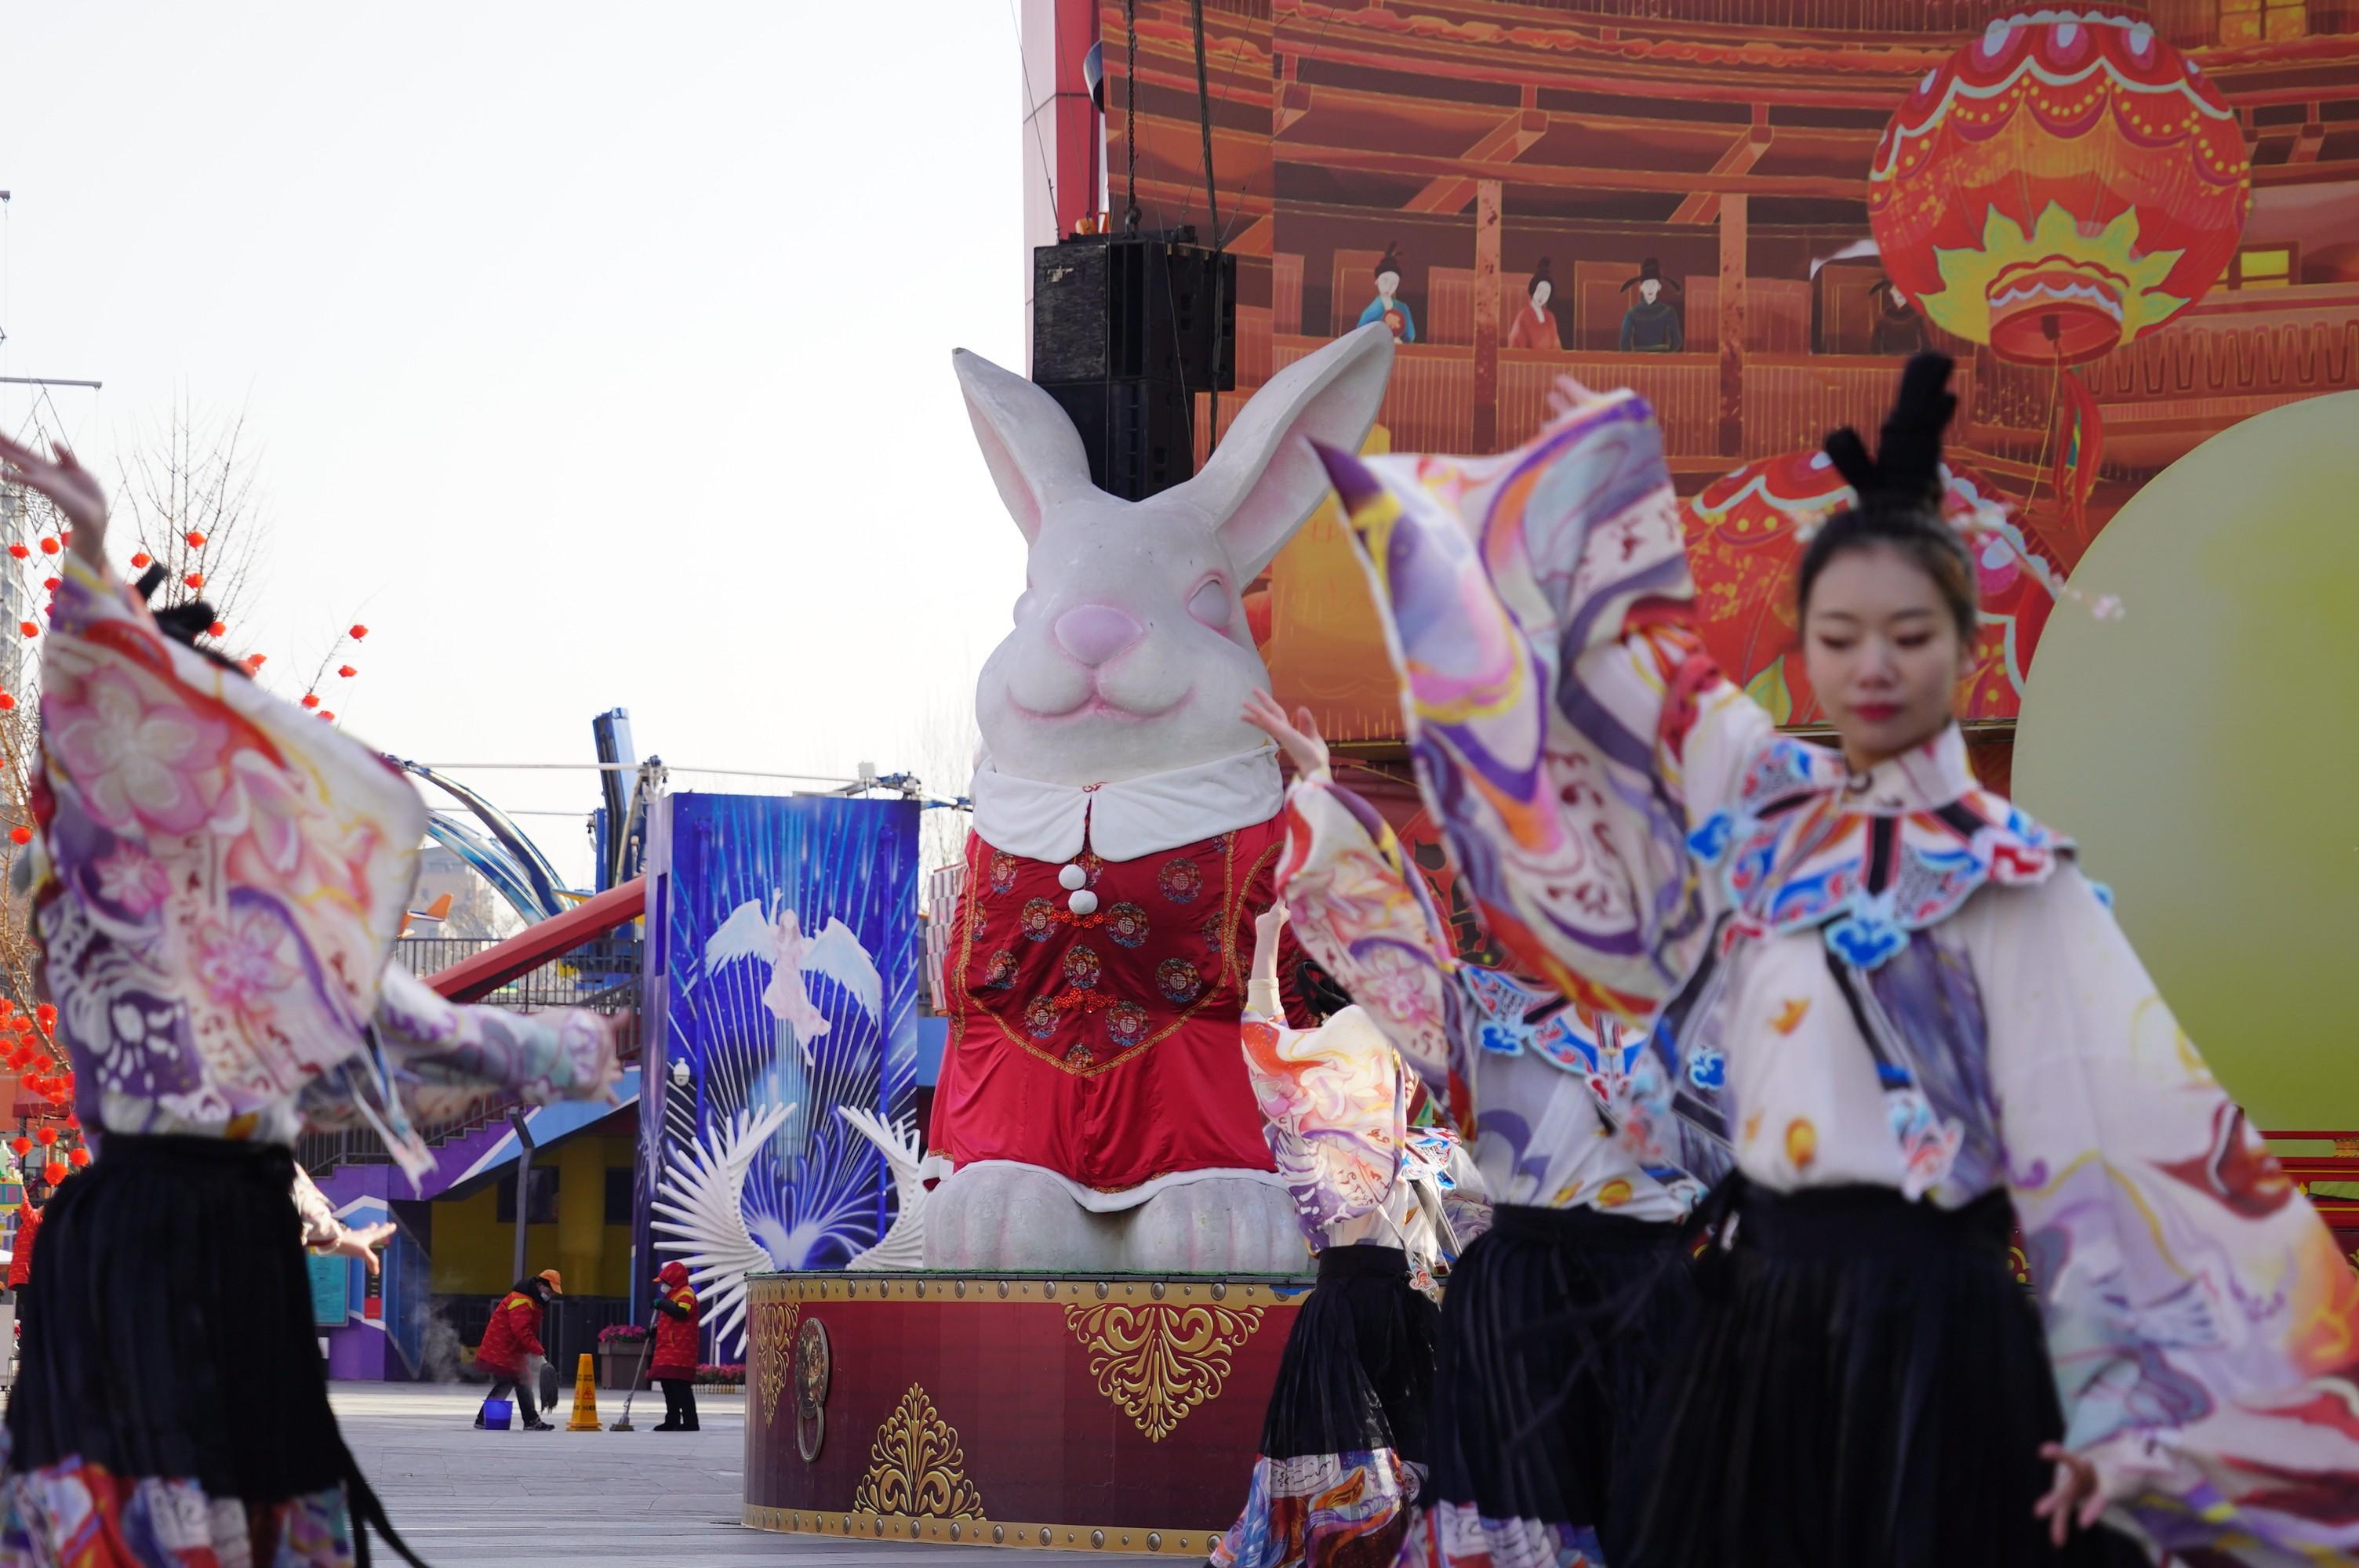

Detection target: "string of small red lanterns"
[0, 503, 391, 1194]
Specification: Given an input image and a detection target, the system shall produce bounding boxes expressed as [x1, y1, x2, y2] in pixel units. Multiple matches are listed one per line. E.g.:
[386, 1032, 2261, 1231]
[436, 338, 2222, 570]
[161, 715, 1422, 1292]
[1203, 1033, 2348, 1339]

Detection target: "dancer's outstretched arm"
[0, 433, 107, 566]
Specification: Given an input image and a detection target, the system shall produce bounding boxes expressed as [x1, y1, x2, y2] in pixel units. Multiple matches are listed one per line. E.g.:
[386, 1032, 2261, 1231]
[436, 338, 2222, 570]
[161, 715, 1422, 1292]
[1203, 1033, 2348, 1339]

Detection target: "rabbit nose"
[1052, 604, 1143, 667]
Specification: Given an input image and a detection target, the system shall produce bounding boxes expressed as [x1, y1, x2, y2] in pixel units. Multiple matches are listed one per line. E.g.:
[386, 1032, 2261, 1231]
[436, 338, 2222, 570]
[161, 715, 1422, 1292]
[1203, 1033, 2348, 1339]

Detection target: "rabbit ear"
[953, 349, 1098, 545]
[1178, 323, 1395, 580]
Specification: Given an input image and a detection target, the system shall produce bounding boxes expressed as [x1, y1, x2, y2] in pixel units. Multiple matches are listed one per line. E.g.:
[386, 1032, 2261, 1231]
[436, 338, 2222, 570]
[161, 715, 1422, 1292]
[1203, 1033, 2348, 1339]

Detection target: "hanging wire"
[1123, 0, 1141, 235]
[1189, 0, 1225, 454]
[1005, 0, 1061, 237]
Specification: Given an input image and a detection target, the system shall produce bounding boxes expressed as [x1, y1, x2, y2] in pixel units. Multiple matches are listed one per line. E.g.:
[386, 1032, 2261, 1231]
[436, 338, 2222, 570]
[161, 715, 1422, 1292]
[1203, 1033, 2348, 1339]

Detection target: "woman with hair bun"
[1357, 243, 1416, 343]
[1505, 258, 1560, 350]
[1313, 355, 2359, 1564]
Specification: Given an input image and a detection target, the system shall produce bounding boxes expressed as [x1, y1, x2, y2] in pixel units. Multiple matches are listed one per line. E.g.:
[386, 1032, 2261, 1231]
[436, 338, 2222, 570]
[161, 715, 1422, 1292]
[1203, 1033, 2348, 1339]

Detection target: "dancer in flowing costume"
[1210, 887, 1482, 1568]
[0, 433, 622, 1567]
[1241, 691, 1709, 1568]
[1314, 355, 2359, 1564]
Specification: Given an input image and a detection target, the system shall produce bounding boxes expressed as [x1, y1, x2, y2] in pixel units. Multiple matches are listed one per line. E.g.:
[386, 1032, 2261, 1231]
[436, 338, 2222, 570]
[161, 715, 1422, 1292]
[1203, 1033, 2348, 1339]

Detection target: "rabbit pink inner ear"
[953, 348, 1096, 545]
[1188, 324, 1395, 580]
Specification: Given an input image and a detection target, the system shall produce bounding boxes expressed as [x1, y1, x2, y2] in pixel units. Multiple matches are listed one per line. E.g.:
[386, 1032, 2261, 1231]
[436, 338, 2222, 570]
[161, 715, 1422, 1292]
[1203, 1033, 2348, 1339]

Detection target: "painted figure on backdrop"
[1870, 276, 1928, 357]
[1506, 258, 1561, 350]
[1358, 244, 1416, 343]
[1619, 258, 1685, 353]
[918, 324, 1397, 1273]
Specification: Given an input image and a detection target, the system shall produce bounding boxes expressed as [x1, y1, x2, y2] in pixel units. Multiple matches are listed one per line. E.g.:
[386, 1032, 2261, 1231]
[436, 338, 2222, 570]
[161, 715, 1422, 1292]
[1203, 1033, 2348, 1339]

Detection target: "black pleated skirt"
[1408, 1203, 1694, 1568]
[1211, 1245, 1440, 1568]
[1616, 1182, 2151, 1568]
[5, 1134, 420, 1566]
[1260, 1243, 1441, 1463]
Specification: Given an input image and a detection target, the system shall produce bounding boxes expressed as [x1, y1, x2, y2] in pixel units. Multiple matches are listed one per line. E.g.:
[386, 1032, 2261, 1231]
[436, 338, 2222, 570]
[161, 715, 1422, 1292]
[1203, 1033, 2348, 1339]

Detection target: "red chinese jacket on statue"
[931, 747, 1314, 1198]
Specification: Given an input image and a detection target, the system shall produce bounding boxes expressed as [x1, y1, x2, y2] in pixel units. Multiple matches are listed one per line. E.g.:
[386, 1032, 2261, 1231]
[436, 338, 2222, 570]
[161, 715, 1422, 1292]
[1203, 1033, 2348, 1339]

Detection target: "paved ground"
[336, 1384, 1077, 1568]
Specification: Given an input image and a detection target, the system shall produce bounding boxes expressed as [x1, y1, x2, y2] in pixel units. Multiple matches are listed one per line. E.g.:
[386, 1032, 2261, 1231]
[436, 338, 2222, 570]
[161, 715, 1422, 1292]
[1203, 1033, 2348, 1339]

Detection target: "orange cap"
[536, 1268, 564, 1296]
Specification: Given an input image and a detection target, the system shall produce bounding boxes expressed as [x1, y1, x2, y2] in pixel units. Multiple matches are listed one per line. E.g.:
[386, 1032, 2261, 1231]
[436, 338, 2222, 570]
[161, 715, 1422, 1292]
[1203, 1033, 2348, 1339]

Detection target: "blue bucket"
[481, 1398, 513, 1430]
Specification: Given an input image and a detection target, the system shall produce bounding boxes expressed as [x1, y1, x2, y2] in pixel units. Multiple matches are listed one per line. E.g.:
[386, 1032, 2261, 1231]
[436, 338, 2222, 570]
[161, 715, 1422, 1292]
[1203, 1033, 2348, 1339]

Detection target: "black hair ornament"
[1813, 354, 2122, 624]
[133, 563, 249, 673]
[1294, 956, 1356, 1022]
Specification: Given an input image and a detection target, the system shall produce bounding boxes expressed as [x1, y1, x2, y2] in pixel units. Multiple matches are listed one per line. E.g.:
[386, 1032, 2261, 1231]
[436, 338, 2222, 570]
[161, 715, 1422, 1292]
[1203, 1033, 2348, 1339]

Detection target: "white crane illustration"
[650, 1101, 796, 1356]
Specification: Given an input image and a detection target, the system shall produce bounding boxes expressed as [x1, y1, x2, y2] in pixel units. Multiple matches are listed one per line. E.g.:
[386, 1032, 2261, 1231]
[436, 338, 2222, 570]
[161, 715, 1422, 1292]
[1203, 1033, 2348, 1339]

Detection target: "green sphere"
[2016, 390, 2359, 1129]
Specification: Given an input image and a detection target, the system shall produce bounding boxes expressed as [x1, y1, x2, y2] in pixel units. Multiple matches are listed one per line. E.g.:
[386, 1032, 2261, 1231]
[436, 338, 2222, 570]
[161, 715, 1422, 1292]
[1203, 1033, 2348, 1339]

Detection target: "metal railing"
[297, 929, 642, 1175]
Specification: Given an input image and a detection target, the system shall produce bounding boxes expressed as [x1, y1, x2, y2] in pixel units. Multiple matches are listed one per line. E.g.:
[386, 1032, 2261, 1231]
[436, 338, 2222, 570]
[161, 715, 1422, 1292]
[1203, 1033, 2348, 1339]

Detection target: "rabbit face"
[978, 487, 1275, 785]
[954, 325, 1394, 792]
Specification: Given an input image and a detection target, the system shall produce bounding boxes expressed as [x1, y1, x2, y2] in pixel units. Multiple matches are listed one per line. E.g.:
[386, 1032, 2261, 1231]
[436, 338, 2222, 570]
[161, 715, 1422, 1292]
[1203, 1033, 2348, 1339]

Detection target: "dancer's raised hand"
[331, 1221, 399, 1278]
[0, 434, 107, 564]
[1242, 688, 1330, 779]
[2033, 1443, 2105, 1548]
[1545, 374, 1609, 423]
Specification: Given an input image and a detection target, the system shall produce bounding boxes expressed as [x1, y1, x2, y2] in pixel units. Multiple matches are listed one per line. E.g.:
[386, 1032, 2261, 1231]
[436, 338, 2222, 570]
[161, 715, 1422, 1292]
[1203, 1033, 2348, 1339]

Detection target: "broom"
[609, 1331, 656, 1431]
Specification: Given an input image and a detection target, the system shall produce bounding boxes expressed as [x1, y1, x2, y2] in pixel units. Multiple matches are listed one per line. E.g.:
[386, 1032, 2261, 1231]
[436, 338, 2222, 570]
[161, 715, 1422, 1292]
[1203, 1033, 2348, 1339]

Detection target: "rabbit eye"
[1187, 579, 1231, 631]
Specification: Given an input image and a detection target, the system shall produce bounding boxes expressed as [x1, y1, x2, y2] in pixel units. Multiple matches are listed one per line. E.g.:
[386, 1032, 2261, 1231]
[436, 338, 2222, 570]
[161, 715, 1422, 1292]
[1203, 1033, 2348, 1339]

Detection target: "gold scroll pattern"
[1063, 1301, 1264, 1443]
[754, 1297, 799, 1429]
[852, 1385, 986, 1521]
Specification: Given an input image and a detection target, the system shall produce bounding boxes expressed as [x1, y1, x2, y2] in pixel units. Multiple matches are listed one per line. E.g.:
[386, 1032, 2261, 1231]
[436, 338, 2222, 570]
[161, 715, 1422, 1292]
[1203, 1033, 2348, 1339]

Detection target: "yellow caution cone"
[566, 1352, 601, 1432]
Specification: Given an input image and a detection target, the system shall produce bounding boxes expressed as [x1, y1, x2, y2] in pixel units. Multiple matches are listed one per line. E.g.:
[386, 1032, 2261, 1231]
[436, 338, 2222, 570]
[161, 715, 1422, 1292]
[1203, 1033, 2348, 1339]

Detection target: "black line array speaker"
[1032, 230, 1237, 500]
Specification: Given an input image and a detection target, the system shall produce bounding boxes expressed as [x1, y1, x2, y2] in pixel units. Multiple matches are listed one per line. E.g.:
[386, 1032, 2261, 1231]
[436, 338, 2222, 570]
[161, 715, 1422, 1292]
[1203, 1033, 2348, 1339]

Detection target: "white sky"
[0, 3, 1028, 889]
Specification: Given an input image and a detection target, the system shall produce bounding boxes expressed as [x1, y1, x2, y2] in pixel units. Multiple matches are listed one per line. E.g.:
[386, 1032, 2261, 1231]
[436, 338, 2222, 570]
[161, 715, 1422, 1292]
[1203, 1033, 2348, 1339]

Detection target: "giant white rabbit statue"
[923, 323, 1395, 1272]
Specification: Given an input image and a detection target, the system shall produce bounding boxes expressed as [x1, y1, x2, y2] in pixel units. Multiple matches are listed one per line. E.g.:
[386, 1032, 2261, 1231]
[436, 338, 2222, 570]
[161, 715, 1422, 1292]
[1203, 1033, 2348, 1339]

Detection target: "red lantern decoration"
[7, 1138, 26, 1159]
[40, 578, 59, 594]
[0, 692, 15, 711]
[35, 1127, 56, 1147]
[5, 544, 26, 561]
[64, 1113, 78, 1131]
[8, 827, 29, 847]
[129, 551, 151, 568]
[67, 1147, 88, 1168]
[349, 624, 369, 640]
[337, 665, 358, 679]
[42, 1161, 66, 1186]
[16, 623, 36, 640]
[184, 572, 205, 590]
[318, 711, 336, 722]
[36, 1005, 56, 1030]
[184, 530, 207, 548]
[1870, 8, 2248, 367]
[1685, 452, 2056, 724]
[209, 620, 227, 637]
[36, 538, 58, 557]
[300, 693, 321, 710]
[1869, 9, 2248, 546]
[244, 654, 267, 673]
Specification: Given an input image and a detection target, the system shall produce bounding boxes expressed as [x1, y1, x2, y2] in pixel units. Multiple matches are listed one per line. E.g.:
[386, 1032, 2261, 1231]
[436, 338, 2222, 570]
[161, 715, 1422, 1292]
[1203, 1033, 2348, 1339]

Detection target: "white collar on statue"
[970, 746, 1283, 862]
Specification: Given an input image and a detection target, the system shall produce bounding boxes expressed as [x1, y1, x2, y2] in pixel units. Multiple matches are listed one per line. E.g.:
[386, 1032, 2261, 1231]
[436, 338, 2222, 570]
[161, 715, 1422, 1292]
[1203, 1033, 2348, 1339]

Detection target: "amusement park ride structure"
[396, 706, 956, 923]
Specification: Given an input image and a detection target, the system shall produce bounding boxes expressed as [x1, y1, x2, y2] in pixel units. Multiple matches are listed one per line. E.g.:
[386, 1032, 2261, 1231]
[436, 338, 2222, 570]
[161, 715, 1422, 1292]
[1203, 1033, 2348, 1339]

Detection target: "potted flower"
[694, 1362, 745, 1389]
[598, 1323, 652, 1391]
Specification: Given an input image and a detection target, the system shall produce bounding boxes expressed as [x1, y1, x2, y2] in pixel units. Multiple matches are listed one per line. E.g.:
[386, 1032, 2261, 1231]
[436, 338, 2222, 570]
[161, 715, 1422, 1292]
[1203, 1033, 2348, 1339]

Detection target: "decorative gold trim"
[1063, 1301, 1264, 1442]
[851, 1385, 985, 1520]
[747, 1273, 1311, 1308]
[753, 1297, 798, 1429]
[747, 1504, 1210, 1554]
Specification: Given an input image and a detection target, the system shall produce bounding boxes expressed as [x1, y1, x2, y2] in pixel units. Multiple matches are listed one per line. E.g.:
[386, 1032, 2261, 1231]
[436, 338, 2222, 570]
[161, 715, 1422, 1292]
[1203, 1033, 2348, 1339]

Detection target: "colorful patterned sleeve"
[1278, 773, 1462, 1099]
[1313, 396, 1772, 1022]
[370, 963, 616, 1109]
[291, 1163, 342, 1250]
[1241, 976, 1407, 1249]
[1974, 867, 2359, 1560]
[37, 552, 426, 1121]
